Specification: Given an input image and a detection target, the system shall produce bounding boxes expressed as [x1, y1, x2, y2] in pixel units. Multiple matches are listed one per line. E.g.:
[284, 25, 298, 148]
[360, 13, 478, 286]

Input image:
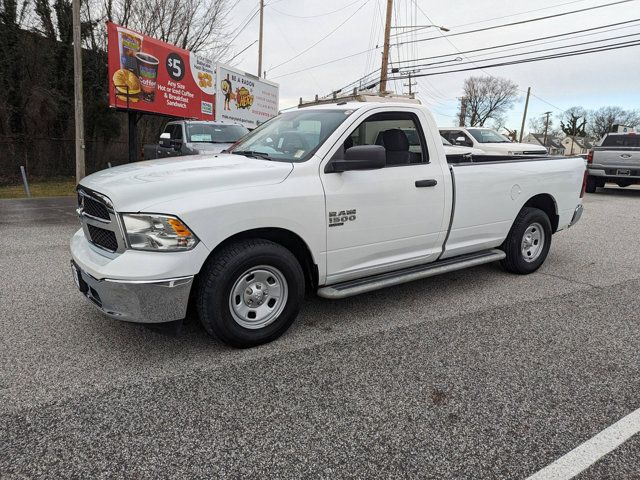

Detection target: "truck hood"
[477, 142, 548, 155]
[80, 154, 293, 211]
[443, 145, 485, 155]
[189, 142, 234, 154]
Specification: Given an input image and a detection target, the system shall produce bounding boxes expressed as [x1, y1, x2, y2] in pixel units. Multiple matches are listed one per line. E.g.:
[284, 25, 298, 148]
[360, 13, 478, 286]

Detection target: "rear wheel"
[500, 207, 552, 274]
[585, 176, 598, 193]
[196, 239, 305, 348]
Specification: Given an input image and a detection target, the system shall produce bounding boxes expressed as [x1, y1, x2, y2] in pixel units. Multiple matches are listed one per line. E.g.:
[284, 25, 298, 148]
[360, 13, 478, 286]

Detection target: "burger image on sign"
[112, 68, 141, 103]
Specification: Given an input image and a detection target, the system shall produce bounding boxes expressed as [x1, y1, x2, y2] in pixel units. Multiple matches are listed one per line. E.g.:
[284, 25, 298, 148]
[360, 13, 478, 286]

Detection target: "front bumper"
[70, 228, 209, 323]
[71, 261, 193, 323]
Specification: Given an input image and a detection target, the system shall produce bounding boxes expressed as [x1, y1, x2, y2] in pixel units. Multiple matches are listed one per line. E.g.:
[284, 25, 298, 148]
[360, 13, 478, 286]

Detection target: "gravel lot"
[1, 187, 639, 478]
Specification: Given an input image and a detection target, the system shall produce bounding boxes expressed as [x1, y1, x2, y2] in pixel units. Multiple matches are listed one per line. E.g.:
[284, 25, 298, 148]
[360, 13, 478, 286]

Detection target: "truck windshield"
[467, 129, 511, 143]
[229, 109, 352, 162]
[186, 124, 249, 143]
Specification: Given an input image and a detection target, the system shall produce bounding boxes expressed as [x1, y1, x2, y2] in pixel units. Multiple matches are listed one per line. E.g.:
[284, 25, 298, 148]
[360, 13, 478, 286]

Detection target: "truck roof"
[168, 120, 244, 126]
[298, 101, 425, 112]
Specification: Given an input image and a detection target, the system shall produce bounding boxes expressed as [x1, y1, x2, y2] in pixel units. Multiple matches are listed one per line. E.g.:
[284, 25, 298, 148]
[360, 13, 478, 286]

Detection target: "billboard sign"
[107, 21, 215, 119]
[215, 63, 279, 128]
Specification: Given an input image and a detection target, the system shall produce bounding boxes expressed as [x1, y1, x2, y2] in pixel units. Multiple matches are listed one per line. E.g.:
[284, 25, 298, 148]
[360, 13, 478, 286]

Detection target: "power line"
[385, 40, 640, 79]
[452, 0, 593, 29]
[270, 0, 364, 18]
[393, 0, 636, 47]
[392, 18, 640, 65]
[395, 32, 640, 72]
[267, 0, 371, 72]
[408, 0, 569, 113]
[270, 46, 381, 79]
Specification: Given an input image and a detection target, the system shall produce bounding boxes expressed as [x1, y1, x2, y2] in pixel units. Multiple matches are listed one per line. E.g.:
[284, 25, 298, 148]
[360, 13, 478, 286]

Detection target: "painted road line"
[526, 408, 640, 479]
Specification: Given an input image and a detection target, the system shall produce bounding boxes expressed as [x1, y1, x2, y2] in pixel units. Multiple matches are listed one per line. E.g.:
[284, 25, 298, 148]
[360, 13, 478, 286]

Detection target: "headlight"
[121, 214, 198, 251]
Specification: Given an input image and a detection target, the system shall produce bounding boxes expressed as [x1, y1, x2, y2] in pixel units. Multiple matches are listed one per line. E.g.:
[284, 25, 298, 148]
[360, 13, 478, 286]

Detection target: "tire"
[500, 207, 552, 274]
[196, 239, 305, 348]
[585, 176, 598, 193]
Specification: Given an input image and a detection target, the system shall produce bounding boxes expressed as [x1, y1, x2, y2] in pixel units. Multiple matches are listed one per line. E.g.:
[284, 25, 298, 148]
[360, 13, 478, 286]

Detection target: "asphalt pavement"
[1, 186, 639, 479]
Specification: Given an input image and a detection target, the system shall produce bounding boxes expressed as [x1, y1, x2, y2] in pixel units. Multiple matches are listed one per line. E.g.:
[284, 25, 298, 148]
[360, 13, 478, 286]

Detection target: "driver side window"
[333, 111, 429, 166]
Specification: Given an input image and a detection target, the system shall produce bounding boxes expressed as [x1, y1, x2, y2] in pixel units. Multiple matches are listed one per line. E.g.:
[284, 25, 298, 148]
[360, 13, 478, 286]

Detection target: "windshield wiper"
[231, 150, 272, 160]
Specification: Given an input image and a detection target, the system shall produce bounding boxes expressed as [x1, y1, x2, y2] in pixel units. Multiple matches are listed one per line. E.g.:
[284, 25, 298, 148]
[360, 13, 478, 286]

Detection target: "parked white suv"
[71, 102, 585, 347]
[440, 127, 548, 156]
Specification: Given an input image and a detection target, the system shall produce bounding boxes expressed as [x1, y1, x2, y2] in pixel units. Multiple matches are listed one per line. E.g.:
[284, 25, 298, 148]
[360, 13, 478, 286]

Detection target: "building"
[561, 136, 594, 155]
[523, 133, 565, 155]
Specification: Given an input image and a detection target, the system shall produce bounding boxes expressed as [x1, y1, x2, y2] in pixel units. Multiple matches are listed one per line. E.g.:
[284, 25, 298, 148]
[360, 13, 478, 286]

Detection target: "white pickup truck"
[71, 102, 586, 347]
[440, 127, 548, 156]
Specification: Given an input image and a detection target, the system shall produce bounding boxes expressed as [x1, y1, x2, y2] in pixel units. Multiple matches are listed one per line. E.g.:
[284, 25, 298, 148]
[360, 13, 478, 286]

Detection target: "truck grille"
[80, 194, 110, 220]
[87, 224, 119, 252]
[77, 187, 125, 253]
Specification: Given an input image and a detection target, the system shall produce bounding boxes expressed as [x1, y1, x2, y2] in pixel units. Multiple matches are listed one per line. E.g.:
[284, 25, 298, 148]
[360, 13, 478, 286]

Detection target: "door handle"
[415, 179, 437, 188]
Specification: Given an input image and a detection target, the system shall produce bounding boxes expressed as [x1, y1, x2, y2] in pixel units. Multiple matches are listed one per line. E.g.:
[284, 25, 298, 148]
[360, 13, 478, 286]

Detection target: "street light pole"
[72, 0, 85, 182]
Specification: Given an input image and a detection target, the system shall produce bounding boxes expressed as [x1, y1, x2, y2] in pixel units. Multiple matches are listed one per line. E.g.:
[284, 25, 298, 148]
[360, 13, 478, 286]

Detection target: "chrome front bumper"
[71, 261, 193, 323]
[569, 204, 583, 227]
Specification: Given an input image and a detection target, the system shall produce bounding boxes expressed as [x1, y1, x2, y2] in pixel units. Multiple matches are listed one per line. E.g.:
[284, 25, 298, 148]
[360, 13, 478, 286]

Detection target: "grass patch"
[0, 178, 76, 199]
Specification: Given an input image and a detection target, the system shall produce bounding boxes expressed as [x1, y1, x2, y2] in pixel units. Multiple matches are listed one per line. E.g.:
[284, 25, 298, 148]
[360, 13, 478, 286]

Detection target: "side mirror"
[455, 136, 467, 145]
[172, 138, 183, 151]
[159, 132, 171, 147]
[327, 145, 386, 173]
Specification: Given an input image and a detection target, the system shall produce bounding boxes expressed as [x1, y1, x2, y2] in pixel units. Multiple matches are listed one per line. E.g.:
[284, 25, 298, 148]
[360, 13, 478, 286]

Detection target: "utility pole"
[72, 0, 85, 181]
[542, 111, 552, 147]
[403, 72, 416, 97]
[379, 0, 393, 93]
[458, 97, 467, 127]
[518, 86, 530, 143]
[257, 0, 264, 78]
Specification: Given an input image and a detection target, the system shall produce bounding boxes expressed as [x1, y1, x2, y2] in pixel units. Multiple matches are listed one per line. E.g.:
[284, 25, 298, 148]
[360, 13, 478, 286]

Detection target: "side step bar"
[317, 249, 506, 299]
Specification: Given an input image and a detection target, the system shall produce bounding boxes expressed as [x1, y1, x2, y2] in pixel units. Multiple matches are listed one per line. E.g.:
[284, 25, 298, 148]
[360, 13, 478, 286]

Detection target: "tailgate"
[592, 148, 640, 168]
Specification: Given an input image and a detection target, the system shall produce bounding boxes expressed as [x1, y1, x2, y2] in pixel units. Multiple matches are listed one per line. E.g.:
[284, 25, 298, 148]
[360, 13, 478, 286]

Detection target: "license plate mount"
[617, 169, 631, 176]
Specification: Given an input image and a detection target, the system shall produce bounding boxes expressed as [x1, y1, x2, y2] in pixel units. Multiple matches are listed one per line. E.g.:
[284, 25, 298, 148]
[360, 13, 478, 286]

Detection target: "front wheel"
[500, 207, 552, 274]
[196, 239, 305, 348]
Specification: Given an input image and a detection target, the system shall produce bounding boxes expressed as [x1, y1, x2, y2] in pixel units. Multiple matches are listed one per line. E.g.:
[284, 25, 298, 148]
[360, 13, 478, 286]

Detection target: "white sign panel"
[215, 63, 279, 128]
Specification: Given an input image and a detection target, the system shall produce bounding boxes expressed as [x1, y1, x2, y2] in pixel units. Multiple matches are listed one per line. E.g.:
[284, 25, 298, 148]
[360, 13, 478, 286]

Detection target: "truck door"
[321, 110, 447, 284]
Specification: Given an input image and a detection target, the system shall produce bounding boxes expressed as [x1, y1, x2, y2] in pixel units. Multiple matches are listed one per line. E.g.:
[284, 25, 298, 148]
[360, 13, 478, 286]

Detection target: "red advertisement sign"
[107, 22, 215, 119]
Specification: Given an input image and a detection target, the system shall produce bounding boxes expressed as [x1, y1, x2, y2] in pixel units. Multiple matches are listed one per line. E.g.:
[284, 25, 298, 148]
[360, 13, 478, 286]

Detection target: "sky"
[227, 0, 640, 133]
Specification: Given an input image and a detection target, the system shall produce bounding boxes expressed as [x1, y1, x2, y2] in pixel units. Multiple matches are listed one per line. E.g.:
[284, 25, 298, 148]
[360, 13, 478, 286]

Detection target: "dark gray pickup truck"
[143, 120, 249, 160]
[586, 132, 640, 192]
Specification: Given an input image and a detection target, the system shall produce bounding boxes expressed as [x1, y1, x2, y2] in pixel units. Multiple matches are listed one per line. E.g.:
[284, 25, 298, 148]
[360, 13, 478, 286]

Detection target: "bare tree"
[587, 106, 640, 139]
[459, 76, 518, 127]
[101, 0, 231, 56]
[560, 106, 587, 137]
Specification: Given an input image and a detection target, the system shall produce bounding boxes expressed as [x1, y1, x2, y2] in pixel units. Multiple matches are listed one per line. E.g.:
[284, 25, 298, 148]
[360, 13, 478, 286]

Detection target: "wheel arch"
[522, 193, 559, 232]
[200, 227, 319, 292]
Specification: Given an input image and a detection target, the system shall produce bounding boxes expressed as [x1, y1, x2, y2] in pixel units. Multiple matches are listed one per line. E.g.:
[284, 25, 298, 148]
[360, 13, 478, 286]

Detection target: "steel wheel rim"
[229, 265, 288, 329]
[521, 222, 545, 263]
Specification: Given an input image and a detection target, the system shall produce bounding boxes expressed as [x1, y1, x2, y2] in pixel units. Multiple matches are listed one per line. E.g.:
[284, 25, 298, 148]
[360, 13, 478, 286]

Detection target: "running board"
[317, 249, 506, 299]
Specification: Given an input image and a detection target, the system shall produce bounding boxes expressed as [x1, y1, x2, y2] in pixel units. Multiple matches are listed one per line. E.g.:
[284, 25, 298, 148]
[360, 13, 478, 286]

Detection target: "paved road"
[1, 188, 639, 478]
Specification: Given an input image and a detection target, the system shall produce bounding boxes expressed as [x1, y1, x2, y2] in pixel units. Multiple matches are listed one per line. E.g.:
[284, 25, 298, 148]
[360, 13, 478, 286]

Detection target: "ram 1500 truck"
[71, 102, 586, 348]
[142, 120, 249, 159]
[585, 132, 640, 192]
